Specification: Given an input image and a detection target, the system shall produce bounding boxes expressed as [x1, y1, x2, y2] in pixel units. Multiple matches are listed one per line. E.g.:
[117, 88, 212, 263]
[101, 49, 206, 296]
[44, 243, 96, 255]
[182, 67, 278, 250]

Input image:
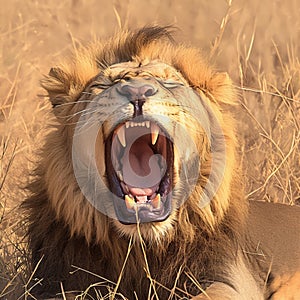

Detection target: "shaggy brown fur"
[23, 26, 300, 300]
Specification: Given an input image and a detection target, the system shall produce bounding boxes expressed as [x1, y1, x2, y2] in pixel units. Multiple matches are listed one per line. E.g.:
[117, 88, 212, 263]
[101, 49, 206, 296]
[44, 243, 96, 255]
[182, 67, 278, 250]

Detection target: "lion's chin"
[112, 214, 176, 242]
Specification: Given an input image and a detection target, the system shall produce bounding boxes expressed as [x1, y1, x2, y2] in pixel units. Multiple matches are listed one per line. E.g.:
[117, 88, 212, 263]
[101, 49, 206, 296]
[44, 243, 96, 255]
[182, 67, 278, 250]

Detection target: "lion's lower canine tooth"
[151, 194, 161, 209]
[125, 195, 136, 210]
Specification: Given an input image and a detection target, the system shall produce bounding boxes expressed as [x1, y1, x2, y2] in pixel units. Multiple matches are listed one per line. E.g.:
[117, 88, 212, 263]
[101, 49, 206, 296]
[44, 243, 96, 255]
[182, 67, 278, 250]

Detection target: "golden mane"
[24, 26, 251, 299]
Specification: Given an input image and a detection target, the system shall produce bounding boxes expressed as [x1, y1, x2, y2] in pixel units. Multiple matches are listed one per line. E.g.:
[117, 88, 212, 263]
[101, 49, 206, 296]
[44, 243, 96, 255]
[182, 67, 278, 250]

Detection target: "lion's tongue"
[122, 139, 160, 203]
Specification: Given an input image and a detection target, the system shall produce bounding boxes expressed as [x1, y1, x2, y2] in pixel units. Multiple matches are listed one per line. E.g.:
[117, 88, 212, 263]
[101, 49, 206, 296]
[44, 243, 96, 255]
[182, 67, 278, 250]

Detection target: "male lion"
[23, 26, 300, 299]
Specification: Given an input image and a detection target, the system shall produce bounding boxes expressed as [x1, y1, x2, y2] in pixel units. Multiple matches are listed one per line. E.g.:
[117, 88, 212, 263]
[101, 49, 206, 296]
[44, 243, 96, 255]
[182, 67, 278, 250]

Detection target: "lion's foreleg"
[193, 254, 265, 300]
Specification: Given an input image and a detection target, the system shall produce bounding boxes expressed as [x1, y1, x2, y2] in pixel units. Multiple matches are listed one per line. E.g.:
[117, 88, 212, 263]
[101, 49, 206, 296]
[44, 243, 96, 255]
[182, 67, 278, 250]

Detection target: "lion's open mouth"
[105, 118, 174, 224]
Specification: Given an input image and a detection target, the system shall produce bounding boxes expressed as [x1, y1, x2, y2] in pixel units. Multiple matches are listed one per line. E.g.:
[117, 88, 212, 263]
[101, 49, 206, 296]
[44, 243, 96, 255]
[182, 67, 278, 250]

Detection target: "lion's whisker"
[63, 107, 100, 121]
[54, 99, 99, 109]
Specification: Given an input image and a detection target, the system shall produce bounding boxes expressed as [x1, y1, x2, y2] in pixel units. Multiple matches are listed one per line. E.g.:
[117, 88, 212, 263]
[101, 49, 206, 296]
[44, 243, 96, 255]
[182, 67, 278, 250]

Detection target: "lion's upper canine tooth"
[117, 125, 126, 147]
[151, 123, 160, 145]
[145, 121, 150, 128]
[151, 194, 161, 209]
[125, 195, 136, 210]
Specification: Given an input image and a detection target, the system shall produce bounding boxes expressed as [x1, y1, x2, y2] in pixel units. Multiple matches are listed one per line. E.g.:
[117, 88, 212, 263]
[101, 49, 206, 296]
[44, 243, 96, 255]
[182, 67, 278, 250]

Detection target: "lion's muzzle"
[73, 64, 201, 225]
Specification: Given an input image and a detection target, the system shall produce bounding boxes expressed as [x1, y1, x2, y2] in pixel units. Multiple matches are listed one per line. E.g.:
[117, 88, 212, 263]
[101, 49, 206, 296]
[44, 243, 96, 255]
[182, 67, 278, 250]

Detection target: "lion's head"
[40, 26, 242, 245]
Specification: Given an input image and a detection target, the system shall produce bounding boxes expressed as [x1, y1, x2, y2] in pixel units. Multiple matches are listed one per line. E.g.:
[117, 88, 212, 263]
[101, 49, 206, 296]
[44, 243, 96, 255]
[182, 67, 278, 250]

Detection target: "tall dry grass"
[0, 0, 299, 298]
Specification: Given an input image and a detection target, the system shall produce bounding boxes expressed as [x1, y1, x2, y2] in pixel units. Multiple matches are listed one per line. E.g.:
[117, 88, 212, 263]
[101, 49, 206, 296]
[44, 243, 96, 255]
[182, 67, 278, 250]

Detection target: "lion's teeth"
[119, 121, 158, 146]
[136, 195, 147, 203]
[125, 195, 136, 210]
[117, 126, 126, 147]
[117, 171, 123, 181]
[151, 123, 160, 145]
[125, 121, 151, 128]
[151, 194, 161, 209]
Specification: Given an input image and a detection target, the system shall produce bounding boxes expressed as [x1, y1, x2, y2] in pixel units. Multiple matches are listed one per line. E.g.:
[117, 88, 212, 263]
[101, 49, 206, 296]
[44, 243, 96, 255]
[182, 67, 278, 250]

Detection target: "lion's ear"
[41, 67, 71, 108]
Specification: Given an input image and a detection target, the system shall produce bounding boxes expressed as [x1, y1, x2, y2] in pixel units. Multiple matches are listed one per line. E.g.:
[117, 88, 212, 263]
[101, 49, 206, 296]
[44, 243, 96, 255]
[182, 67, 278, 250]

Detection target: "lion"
[23, 26, 300, 300]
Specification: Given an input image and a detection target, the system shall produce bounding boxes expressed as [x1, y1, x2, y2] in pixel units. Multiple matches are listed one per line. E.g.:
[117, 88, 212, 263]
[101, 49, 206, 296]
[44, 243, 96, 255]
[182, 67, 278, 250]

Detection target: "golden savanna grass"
[0, 0, 299, 298]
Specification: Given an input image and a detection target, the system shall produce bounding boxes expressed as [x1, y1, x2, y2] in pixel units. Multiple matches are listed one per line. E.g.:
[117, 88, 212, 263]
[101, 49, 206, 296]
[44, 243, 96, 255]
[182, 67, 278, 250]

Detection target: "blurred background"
[0, 0, 299, 298]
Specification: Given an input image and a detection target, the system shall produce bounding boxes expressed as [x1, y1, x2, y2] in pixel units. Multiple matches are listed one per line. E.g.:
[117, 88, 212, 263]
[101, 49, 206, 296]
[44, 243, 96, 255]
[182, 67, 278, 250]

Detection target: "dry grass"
[0, 0, 299, 299]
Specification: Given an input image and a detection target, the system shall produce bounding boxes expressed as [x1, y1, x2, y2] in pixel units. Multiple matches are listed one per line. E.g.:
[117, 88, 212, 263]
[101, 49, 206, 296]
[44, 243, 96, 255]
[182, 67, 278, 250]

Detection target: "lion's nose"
[118, 84, 157, 117]
[118, 84, 157, 100]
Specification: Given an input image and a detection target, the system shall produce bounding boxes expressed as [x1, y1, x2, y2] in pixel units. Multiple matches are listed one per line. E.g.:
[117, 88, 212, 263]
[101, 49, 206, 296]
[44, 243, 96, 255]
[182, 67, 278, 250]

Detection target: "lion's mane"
[24, 26, 248, 298]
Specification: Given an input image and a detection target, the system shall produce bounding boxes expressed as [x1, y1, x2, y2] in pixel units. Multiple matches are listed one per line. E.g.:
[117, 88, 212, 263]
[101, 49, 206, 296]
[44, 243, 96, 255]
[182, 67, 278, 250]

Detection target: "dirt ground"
[0, 0, 299, 298]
